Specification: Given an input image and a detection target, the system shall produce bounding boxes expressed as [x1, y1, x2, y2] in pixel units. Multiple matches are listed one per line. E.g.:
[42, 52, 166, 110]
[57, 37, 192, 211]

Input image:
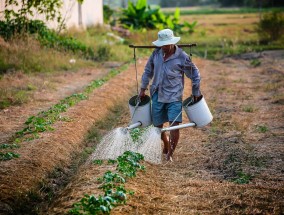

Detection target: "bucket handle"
[129, 96, 141, 125]
[184, 96, 194, 108]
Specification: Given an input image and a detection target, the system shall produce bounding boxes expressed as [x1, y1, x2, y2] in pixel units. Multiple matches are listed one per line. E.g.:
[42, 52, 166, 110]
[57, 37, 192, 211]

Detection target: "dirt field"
[0, 50, 283, 214]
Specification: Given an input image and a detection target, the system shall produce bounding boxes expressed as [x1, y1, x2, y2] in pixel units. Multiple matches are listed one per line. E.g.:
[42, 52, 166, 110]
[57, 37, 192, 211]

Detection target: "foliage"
[95, 45, 111, 62]
[0, 18, 45, 40]
[93, 159, 104, 165]
[232, 171, 253, 184]
[183, 20, 198, 34]
[4, 0, 62, 24]
[0, 152, 20, 161]
[0, 19, 95, 59]
[119, 0, 187, 33]
[250, 59, 261, 67]
[103, 5, 114, 24]
[257, 11, 284, 42]
[1, 1, 95, 60]
[256, 125, 268, 133]
[69, 151, 144, 215]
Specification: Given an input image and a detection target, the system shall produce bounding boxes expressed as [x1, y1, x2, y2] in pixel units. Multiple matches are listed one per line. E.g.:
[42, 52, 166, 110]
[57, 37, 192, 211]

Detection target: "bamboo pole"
[129, 44, 197, 49]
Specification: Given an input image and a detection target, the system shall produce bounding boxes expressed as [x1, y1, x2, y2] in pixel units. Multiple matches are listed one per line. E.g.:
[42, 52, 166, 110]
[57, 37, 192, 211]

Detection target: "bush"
[96, 45, 111, 61]
[103, 5, 114, 24]
[257, 11, 284, 42]
[119, 0, 185, 33]
[0, 19, 95, 59]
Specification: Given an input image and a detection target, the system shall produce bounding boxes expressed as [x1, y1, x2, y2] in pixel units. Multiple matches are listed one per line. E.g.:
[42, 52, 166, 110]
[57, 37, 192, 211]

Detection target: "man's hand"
[139, 88, 146, 99]
[193, 95, 202, 103]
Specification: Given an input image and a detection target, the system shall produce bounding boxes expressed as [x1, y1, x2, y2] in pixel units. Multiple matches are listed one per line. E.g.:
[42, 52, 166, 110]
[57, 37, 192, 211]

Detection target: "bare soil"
[0, 51, 283, 214]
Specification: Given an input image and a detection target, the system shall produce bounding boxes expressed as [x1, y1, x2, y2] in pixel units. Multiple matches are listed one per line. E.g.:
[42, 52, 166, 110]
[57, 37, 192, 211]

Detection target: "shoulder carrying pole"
[129, 44, 197, 49]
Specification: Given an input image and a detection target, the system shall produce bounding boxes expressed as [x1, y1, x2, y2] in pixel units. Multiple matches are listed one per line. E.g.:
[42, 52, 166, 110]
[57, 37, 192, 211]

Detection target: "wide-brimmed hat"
[152, 29, 180, 47]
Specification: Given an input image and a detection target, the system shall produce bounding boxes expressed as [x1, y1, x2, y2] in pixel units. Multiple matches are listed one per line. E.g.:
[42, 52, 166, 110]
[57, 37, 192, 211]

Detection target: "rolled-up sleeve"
[141, 53, 154, 89]
[184, 57, 201, 96]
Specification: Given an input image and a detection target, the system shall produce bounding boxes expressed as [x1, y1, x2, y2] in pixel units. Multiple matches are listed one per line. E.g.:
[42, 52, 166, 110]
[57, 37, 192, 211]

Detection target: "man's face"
[161, 44, 173, 53]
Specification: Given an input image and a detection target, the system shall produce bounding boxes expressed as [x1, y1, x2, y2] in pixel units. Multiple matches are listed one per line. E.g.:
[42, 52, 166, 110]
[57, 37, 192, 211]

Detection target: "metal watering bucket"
[182, 95, 213, 127]
[128, 95, 152, 128]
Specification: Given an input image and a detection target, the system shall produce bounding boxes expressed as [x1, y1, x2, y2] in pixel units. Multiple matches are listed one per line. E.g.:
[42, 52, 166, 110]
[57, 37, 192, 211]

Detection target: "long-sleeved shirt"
[141, 45, 201, 103]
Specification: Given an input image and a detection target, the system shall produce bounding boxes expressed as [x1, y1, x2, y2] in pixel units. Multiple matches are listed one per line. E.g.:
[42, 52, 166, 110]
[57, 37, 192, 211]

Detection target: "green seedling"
[0, 143, 19, 149]
[70, 151, 144, 214]
[93, 159, 103, 165]
[107, 159, 116, 165]
[242, 105, 255, 112]
[256, 125, 268, 133]
[232, 171, 253, 184]
[250, 59, 261, 67]
[0, 152, 20, 161]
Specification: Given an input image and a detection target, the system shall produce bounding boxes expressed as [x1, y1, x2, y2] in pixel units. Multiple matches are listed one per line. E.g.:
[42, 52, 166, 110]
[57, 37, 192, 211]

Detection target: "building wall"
[0, 1, 7, 20]
[62, 0, 103, 29]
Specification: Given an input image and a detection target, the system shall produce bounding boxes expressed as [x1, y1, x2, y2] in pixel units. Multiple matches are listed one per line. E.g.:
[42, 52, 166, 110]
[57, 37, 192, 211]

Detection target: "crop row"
[0, 65, 128, 161]
[69, 151, 145, 214]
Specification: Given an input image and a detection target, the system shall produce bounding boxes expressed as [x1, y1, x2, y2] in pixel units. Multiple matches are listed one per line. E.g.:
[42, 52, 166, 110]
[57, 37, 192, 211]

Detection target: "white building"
[0, 0, 103, 29]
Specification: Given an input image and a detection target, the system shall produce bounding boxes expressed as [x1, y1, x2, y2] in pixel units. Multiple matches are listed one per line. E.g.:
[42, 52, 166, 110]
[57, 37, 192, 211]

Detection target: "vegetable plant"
[69, 151, 144, 214]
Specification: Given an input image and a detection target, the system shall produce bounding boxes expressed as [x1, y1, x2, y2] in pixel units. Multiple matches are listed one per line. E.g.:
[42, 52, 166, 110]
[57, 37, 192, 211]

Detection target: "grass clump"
[257, 11, 284, 43]
[256, 125, 269, 133]
[232, 171, 253, 184]
[250, 59, 261, 67]
[242, 105, 255, 113]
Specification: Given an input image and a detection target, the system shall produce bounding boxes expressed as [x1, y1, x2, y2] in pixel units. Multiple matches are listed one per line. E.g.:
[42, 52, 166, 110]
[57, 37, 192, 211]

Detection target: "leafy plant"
[95, 45, 111, 62]
[103, 5, 114, 24]
[116, 151, 145, 177]
[184, 20, 198, 34]
[4, 0, 62, 22]
[232, 171, 253, 184]
[0, 143, 20, 149]
[93, 159, 103, 165]
[250, 59, 261, 67]
[0, 152, 20, 161]
[256, 125, 268, 133]
[69, 194, 117, 214]
[129, 128, 142, 142]
[242, 105, 255, 112]
[119, 0, 186, 33]
[69, 151, 144, 215]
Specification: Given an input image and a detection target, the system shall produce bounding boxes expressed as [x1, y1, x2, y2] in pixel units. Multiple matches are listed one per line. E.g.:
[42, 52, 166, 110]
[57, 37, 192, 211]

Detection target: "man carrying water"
[139, 29, 202, 161]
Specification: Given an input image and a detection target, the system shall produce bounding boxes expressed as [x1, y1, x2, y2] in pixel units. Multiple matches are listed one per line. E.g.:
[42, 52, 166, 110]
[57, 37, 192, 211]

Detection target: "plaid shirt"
[141, 46, 201, 103]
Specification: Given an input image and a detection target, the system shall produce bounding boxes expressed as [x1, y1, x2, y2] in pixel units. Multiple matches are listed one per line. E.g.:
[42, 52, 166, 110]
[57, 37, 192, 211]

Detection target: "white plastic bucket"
[182, 95, 213, 127]
[129, 95, 152, 128]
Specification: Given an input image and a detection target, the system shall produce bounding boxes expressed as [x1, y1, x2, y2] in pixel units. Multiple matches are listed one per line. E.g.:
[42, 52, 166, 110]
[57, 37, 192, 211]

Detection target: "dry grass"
[43, 54, 284, 214]
[0, 60, 145, 212]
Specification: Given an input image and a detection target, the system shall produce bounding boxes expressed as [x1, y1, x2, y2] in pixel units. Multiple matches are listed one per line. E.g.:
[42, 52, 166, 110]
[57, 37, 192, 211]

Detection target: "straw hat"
[152, 29, 180, 47]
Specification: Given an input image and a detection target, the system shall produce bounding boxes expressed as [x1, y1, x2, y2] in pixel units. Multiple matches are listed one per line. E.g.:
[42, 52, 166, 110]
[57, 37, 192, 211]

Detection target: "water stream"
[90, 126, 162, 164]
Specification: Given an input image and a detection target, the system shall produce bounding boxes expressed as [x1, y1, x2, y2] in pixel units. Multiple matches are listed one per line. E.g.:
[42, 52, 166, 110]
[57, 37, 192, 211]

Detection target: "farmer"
[139, 29, 202, 161]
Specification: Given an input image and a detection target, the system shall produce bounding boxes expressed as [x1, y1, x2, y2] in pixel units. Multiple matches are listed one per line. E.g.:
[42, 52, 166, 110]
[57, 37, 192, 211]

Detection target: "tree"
[4, 0, 63, 22]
